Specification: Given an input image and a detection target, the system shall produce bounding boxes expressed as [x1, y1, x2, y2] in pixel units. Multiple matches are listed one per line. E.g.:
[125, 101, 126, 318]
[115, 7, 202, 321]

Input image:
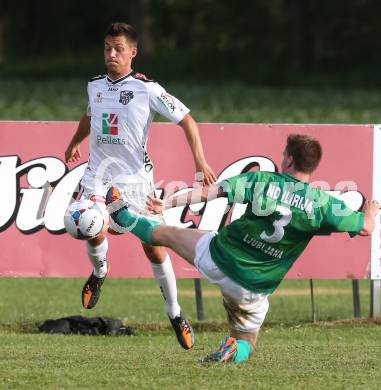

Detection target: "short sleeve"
[319, 196, 364, 234]
[220, 172, 258, 204]
[146, 82, 190, 123]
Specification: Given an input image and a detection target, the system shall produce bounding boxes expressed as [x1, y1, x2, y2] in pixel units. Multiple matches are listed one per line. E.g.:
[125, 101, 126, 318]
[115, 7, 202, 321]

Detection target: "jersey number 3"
[260, 205, 292, 243]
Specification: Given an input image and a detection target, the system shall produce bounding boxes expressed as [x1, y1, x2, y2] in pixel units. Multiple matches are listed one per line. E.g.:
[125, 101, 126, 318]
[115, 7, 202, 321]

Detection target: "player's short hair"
[286, 134, 322, 173]
[104, 23, 138, 46]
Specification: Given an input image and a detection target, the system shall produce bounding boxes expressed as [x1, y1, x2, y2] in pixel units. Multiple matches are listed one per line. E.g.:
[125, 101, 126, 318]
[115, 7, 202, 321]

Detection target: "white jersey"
[81, 71, 190, 193]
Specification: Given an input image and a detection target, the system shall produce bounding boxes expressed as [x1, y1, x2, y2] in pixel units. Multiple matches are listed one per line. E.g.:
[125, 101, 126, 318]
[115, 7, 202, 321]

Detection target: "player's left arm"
[319, 196, 380, 237]
[178, 113, 217, 186]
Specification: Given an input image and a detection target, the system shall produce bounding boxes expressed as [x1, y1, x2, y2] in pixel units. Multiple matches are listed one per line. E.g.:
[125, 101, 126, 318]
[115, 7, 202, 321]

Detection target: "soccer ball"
[64, 200, 107, 240]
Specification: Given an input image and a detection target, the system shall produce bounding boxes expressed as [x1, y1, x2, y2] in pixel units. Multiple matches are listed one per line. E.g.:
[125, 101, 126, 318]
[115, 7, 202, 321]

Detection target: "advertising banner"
[0, 121, 374, 279]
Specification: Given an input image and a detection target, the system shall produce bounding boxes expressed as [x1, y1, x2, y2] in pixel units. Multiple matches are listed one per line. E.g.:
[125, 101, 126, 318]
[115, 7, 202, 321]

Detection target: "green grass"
[1, 79, 381, 123]
[0, 278, 373, 327]
[0, 278, 380, 389]
[1, 325, 381, 389]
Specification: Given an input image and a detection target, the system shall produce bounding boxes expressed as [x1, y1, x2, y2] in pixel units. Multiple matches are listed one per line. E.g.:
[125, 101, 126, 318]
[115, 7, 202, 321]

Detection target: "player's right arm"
[65, 113, 91, 163]
[147, 172, 256, 213]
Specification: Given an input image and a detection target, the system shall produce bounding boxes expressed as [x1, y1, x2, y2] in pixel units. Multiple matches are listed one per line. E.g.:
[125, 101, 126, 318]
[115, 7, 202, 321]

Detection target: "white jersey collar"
[106, 70, 133, 85]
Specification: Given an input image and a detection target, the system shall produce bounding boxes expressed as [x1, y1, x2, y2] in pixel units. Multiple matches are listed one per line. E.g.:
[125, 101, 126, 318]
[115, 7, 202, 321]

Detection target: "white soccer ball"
[64, 200, 107, 240]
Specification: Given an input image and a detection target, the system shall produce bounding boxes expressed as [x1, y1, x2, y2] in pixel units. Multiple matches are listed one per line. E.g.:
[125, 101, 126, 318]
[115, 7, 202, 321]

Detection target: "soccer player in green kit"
[105, 134, 381, 363]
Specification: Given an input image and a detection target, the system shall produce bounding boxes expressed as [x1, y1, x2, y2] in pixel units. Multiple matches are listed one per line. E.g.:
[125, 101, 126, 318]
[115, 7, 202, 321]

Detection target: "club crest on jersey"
[119, 90, 134, 105]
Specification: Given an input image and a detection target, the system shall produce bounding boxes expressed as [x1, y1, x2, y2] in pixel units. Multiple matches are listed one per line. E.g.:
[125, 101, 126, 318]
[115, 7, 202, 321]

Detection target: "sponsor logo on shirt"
[157, 92, 176, 114]
[96, 135, 126, 145]
[102, 113, 118, 135]
[98, 113, 127, 145]
[119, 90, 134, 106]
[94, 92, 103, 103]
[108, 87, 118, 91]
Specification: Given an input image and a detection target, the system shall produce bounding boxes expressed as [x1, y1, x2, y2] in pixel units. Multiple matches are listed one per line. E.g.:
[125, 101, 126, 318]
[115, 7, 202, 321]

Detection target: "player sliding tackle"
[106, 134, 381, 363]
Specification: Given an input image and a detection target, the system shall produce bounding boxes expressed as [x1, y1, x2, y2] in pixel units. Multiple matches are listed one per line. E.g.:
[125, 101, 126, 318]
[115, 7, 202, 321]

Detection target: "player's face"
[104, 35, 137, 79]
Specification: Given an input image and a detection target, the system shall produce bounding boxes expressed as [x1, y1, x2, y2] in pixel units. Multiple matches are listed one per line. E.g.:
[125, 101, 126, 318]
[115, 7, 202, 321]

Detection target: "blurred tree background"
[1, 0, 380, 86]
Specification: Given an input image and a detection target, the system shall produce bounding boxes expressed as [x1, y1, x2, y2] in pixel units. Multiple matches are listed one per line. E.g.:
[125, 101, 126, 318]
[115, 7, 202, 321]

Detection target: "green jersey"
[209, 171, 364, 294]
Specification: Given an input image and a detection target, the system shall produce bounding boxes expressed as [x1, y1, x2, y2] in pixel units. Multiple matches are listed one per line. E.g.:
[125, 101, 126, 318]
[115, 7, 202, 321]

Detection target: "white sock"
[86, 238, 109, 278]
[151, 255, 181, 319]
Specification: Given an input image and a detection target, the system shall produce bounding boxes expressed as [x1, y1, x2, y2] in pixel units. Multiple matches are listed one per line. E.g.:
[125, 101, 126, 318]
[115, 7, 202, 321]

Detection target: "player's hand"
[363, 200, 381, 217]
[146, 195, 165, 214]
[65, 144, 82, 163]
[195, 162, 217, 186]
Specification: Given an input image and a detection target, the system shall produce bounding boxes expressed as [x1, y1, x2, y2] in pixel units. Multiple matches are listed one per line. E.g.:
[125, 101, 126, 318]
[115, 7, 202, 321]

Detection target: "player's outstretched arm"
[178, 113, 217, 186]
[359, 200, 381, 236]
[65, 113, 91, 163]
[147, 184, 226, 214]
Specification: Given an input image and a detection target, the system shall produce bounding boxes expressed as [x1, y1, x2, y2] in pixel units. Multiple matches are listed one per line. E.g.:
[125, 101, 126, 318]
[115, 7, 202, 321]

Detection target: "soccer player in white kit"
[64, 22, 216, 349]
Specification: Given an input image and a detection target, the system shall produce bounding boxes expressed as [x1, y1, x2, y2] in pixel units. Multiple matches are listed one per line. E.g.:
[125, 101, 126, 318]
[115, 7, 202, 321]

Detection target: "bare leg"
[88, 232, 106, 246]
[141, 243, 167, 264]
[151, 226, 209, 265]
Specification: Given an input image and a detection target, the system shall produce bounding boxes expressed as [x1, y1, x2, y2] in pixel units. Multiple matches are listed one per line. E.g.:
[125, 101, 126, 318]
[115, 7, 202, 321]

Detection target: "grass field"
[1, 278, 380, 389]
[1, 79, 381, 123]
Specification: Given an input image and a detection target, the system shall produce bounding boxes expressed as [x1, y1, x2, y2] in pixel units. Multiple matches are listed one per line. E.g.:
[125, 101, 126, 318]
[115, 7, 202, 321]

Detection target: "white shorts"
[77, 181, 164, 233]
[194, 232, 269, 333]
[78, 181, 155, 211]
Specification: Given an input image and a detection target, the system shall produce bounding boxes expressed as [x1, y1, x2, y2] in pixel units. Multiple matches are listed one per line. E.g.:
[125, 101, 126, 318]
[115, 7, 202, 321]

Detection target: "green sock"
[115, 209, 160, 244]
[233, 339, 253, 363]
